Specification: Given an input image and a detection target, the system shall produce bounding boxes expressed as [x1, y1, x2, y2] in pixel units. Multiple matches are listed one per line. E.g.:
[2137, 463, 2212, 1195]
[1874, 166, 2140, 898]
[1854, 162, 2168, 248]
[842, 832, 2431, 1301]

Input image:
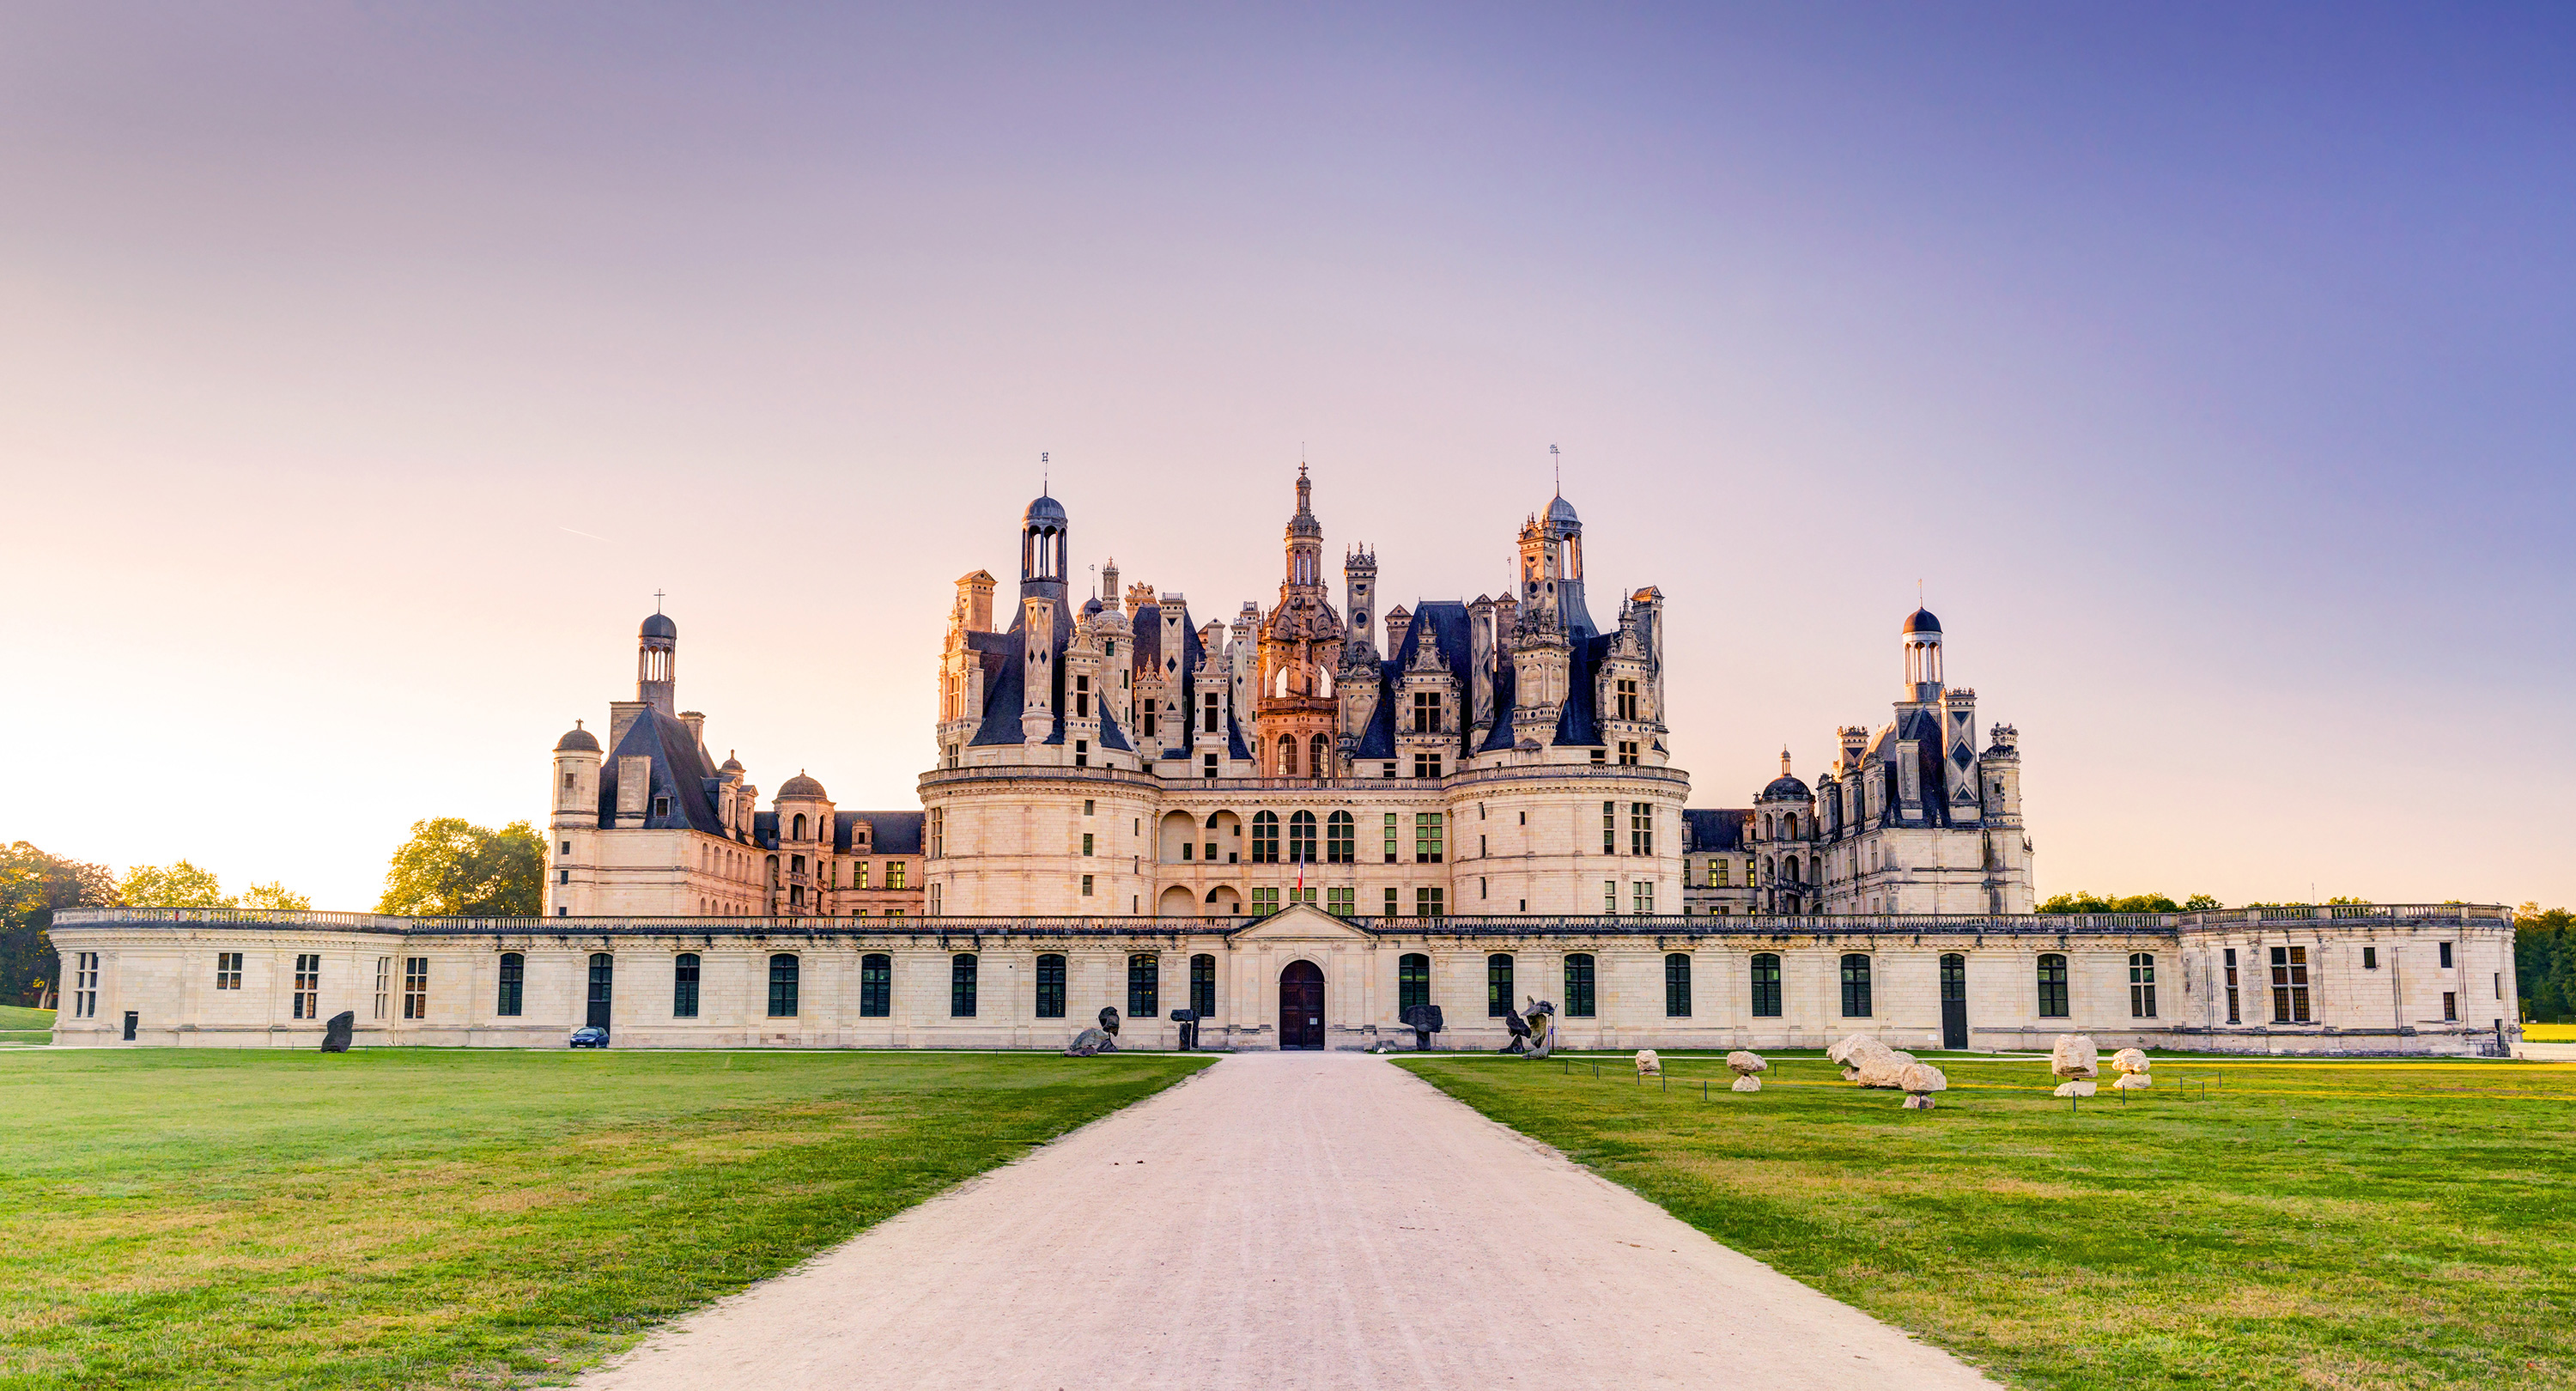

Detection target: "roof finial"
[1781, 746, 1792, 775]
[653, 588, 665, 614]
[1551, 443, 1560, 495]
[1042, 451, 1048, 493]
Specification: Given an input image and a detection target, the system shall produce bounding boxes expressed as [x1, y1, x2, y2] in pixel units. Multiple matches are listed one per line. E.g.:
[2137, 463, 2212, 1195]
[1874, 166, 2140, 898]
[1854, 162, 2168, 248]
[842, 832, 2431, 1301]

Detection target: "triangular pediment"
[1229, 902, 1373, 942]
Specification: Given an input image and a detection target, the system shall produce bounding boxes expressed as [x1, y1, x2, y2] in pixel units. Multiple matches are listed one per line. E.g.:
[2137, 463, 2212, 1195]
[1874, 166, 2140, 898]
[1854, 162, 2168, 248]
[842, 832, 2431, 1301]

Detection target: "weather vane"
[1551, 443, 1560, 494]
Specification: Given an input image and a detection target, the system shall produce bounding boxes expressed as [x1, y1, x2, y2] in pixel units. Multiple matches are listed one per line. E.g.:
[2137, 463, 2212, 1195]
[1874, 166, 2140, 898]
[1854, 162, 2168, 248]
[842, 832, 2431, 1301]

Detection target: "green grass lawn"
[0, 1048, 1208, 1390]
[0, 1005, 52, 1046]
[1400, 1052, 2576, 1391]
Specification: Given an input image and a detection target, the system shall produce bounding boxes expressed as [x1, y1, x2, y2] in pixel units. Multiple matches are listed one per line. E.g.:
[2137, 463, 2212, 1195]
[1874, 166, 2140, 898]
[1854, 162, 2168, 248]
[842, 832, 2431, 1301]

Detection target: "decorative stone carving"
[2111, 1047, 2153, 1090]
[2050, 1034, 2099, 1097]
[1520, 998, 1558, 1061]
[1496, 1005, 1532, 1054]
[322, 1011, 354, 1054]
[1727, 1050, 1767, 1091]
[1634, 1049, 1661, 1077]
[1098, 1005, 1121, 1036]
[1827, 1034, 1918, 1088]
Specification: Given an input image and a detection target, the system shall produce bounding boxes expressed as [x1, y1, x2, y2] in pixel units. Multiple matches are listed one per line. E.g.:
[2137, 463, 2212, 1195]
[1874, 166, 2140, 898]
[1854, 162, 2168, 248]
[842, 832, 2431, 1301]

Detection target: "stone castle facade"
[45, 470, 2521, 1055]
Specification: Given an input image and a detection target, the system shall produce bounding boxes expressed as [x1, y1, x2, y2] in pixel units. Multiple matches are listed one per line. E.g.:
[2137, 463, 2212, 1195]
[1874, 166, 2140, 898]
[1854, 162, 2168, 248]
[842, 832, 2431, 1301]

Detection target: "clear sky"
[3, 3, 2569, 912]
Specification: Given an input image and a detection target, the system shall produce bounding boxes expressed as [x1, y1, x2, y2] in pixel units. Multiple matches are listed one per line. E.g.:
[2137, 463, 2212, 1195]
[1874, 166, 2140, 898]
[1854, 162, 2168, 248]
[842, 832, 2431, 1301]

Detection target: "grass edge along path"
[1397, 1052, 2576, 1391]
[0, 1048, 1210, 1391]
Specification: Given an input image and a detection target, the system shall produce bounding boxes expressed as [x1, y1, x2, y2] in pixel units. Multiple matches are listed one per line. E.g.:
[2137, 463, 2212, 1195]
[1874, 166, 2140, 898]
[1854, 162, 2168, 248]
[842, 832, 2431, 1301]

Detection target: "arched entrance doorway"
[1279, 960, 1324, 1049]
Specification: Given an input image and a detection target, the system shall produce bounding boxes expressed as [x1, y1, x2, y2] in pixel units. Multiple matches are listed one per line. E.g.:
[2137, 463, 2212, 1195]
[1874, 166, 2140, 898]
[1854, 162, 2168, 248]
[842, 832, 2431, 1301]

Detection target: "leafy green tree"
[240, 882, 313, 911]
[379, 819, 544, 917]
[0, 842, 118, 1006]
[2515, 903, 2573, 1024]
[2038, 891, 2192, 914]
[117, 860, 232, 908]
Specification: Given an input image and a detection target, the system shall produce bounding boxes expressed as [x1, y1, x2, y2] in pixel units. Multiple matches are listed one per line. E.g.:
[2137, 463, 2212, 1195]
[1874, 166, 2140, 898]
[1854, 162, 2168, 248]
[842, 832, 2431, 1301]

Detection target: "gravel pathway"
[577, 1051, 2000, 1390]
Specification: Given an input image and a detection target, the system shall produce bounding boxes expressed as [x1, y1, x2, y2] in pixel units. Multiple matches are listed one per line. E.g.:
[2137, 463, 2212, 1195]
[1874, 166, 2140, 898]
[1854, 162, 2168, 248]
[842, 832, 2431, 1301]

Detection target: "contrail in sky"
[558, 526, 607, 542]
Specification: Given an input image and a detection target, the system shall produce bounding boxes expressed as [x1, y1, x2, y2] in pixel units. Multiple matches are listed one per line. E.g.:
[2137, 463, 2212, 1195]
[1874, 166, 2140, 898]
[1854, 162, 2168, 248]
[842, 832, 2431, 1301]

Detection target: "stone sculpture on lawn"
[1496, 1005, 1533, 1054]
[2050, 1034, 2100, 1097]
[1827, 1033, 1920, 1089]
[1519, 997, 1558, 1060]
[1402, 1003, 1445, 1052]
[1726, 1050, 1768, 1091]
[322, 1011, 354, 1054]
[1634, 1049, 1661, 1078]
[2111, 1048, 2154, 1090]
[1898, 1060, 1949, 1109]
[1063, 1028, 1116, 1056]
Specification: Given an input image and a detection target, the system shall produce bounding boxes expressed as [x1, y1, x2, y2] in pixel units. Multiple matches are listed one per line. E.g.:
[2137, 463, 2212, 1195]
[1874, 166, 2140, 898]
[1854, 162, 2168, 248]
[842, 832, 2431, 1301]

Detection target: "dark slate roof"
[752, 810, 778, 848]
[1904, 606, 1941, 635]
[641, 612, 677, 640]
[1479, 657, 1519, 751]
[1684, 808, 1748, 852]
[1760, 775, 1811, 800]
[835, 810, 924, 855]
[1553, 632, 1613, 747]
[554, 724, 600, 752]
[597, 706, 724, 835]
[1098, 707, 1133, 753]
[777, 772, 828, 800]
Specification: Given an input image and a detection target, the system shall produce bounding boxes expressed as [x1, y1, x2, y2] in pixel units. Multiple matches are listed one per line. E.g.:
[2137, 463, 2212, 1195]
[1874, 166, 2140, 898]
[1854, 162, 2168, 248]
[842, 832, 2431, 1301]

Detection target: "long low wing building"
[48, 902, 2519, 1056]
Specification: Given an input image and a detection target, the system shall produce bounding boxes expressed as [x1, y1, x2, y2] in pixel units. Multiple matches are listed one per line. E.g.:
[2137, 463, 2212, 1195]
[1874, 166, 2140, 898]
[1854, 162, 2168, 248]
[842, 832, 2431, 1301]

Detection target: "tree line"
[0, 819, 542, 1007]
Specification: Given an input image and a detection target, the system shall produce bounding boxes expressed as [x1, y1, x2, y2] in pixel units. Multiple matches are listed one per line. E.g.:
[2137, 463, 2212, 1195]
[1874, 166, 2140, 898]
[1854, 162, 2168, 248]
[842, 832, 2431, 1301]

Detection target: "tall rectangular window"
[1251, 887, 1279, 914]
[1127, 953, 1158, 1018]
[2037, 953, 2069, 1018]
[1413, 751, 1443, 779]
[1398, 954, 1430, 1015]
[1034, 954, 1065, 1018]
[1632, 882, 1654, 914]
[1664, 953, 1692, 1017]
[496, 952, 525, 1017]
[2439, 941, 2453, 968]
[769, 954, 800, 1017]
[1750, 953, 1782, 1017]
[951, 953, 978, 1017]
[2269, 945, 2310, 1023]
[1383, 813, 1400, 863]
[1714, 861, 1729, 887]
[1082, 833, 1094, 855]
[1081, 874, 1095, 896]
[1191, 954, 1218, 1017]
[1327, 812, 1354, 864]
[1630, 803, 1653, 856]
[2224, 947, 2241, 1023]
[1487, 954, 1514, 1017]
[1414, 813, 1443, 863]
[674, 953, 702, 1017]
[1203, 692, 1219, 733]
[373, 956, 390, 1019]
[1327, 886, 1354, 916]
[2128, 953, 2157, 1018]
[400, 957, 426, 1020]
[1603, 880, 1618, 914]
[887, 863, 907, 890]
[1415, 887, 1444, 918]
[1564, 954, 1595, 1017]
[1840, 954, 1872, 1017]
[2442, 990, 2458, 1022]
[1615, 678, 1637, 721]
[1384, 886, 1400, 917]
[214, 952, 242, 991]
[1603, 801, 1617, 853]
[2362, 945, 2379, 969]
[854, 863, 871, 890]
[74, 951, 99, 1018]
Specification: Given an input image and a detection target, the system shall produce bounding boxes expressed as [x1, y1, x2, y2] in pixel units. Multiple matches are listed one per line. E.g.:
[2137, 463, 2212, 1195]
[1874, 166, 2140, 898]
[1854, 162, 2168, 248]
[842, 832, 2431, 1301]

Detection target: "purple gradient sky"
[3, 4, 2569, 910]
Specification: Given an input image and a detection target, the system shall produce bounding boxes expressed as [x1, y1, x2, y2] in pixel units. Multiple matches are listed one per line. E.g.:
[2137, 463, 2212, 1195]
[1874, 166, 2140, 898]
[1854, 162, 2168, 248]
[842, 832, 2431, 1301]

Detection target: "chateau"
[46, 474, 2522, 1055]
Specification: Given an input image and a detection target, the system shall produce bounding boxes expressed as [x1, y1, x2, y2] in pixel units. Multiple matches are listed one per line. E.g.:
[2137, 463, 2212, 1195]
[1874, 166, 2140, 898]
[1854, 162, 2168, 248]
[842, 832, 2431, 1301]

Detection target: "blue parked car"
[569, 1026, 610, 1048]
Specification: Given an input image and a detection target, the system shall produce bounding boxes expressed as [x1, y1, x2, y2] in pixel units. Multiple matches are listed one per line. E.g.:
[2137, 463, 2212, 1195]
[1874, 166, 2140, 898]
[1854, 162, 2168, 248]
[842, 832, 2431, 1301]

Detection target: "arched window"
[860, 953, 891, 1017]
[2129, 952, 2157, 1018]
[1250, 811, 1279, 863]
[1783, 858, 1801, 886]
[1783, 813, 1798, 840]
[793, 813, 807, 840]
[673, 952, 700, 1018]
[1288, 811, 1317, 864]
[1279, 734, 1297, 775]
[1664, 953, 1691, 1017]
[951, 954, 978, 1017]
[1762, 812, 1774, 840]
[1399, 952, 1431, 1015]
[1839, 953, 1871, 1017]
[768, 953, 799, 1017]
[1750, 953, 1783, 1017]
[495, 952, 524, 1017]
[1564, 953, 1596, 1017]
[1035, 953, 1066, 1018]
[1127, 953, 1159, 1017]
[1327, 811, 1355, 864]
[1310, 732, 1330, 776]
[1190, 953, 1217, 1017]
[1486, 953, 1515, 1017]
[2038, 953, 2069, 1018]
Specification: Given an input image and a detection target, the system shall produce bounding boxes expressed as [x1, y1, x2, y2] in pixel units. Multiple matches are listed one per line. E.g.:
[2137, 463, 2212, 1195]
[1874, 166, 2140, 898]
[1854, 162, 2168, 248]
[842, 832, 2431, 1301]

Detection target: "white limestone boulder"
[1898, 1061, 1947, 1109]
[1727, 1050, 1767, 1092]
[1635, 1049, 1662, 1077]
[2111, 1048, 2153, 1089]
[1828, 1033, 1918, 1089]
[2052, 1079, 2098, 1098]
[2050, 1034, 2100, 1081]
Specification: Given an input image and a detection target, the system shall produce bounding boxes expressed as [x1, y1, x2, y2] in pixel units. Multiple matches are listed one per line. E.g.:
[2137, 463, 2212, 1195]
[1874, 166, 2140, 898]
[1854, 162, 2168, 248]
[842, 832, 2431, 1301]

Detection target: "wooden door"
[1279, 961, 1325, 1049]
[1939, 953, 1967, 1050]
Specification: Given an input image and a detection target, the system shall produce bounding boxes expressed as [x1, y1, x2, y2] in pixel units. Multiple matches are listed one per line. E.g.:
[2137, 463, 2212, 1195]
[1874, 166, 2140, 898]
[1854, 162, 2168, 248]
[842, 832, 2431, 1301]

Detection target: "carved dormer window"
[1412, 689, 1443, 734]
